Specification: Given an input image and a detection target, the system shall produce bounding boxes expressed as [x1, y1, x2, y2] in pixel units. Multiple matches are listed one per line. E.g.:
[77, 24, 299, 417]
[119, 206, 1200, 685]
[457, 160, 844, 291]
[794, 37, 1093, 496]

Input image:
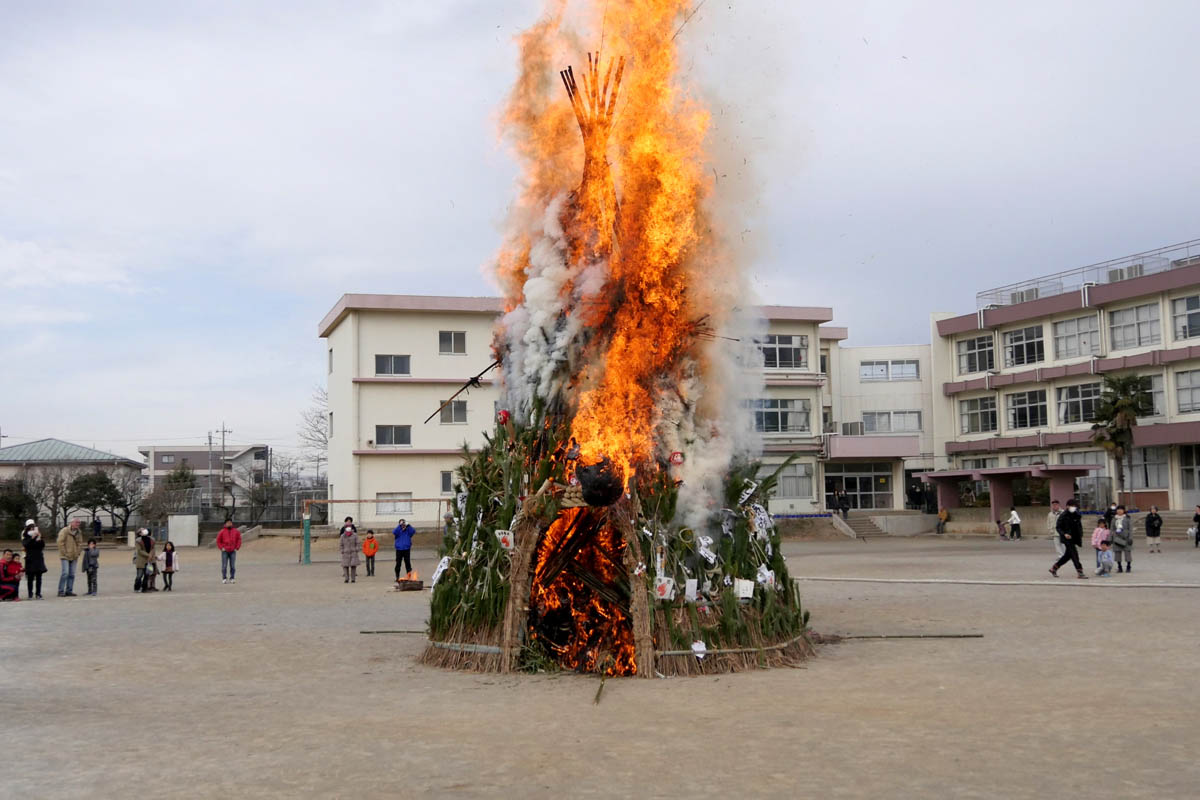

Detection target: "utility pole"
[207, 432, 214, 508]
[219, 423, 232, 509]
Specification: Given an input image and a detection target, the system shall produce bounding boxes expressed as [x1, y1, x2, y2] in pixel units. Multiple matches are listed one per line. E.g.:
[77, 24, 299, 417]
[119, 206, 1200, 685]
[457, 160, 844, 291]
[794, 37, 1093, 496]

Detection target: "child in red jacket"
[1, 550, 24, 601]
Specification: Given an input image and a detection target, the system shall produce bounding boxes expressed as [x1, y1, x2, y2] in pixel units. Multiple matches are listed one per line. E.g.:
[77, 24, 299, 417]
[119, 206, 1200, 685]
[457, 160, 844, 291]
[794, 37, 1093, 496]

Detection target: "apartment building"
[318, 295, 922, 526]
[928, 238, 1200, 510]
[138, 443, 270, 505]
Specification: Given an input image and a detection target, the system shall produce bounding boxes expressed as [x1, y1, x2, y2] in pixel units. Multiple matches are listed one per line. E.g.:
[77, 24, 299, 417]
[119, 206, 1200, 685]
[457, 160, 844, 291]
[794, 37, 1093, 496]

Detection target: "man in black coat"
[1049, 499, 1088, 579]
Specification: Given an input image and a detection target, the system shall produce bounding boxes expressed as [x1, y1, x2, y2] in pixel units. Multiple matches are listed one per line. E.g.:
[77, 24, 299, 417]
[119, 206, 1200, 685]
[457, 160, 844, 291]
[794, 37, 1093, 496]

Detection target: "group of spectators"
[336, 516, 417, 584]
[1046, 500, 1163, 578]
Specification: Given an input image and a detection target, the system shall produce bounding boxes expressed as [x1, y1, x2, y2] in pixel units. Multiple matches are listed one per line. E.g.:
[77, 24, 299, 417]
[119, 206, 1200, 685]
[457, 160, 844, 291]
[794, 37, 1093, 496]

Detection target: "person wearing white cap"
[20, 520, 47, 599]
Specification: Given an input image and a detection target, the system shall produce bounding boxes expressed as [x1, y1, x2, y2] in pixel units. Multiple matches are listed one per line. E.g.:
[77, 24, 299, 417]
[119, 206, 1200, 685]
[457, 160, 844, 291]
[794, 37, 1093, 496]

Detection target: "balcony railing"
[975, 239, 1200, 309]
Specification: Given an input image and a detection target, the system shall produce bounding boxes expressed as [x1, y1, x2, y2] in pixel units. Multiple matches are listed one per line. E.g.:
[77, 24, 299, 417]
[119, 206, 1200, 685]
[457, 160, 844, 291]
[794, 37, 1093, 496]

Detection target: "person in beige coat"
[339, 527, 360, 583]
[56, 519, 83, 597]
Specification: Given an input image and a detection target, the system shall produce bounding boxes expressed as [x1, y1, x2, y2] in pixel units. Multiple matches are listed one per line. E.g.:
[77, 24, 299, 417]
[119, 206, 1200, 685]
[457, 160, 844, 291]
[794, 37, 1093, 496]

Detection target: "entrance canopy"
[916, 464, 1102, 524]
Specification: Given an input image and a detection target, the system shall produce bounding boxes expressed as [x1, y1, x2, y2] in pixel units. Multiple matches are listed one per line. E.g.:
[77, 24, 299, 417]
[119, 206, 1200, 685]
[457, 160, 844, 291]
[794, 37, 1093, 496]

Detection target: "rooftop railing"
[976, 239, 1200, 309]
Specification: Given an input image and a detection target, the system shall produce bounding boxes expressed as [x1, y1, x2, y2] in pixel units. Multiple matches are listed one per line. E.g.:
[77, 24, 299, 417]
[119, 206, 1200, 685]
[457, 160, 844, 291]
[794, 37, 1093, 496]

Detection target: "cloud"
[0, 305, 91, 327]
[0, 237, 128, 290]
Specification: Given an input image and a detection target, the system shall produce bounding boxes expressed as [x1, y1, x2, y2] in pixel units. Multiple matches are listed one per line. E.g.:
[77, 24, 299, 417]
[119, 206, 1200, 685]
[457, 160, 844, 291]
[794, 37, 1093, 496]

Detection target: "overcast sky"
[2, 1, 1197, 463]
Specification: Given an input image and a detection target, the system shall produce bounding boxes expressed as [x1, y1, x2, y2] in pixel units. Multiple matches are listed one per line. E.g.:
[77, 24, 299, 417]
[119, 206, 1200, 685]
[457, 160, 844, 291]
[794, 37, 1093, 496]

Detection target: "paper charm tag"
[456, 492, 468, 514]
[655, 545, 666, 575]
[765, 541, 773, 558]
[756, 563, 776, 587]
[735, 578, 755, 599]
[691, 640, 707, 660]
[723, 574, 733, 587]
[634, 562, 646, 577]
[738, 479, 759, 506]
[430, 556, 451, 588]
[684, 578, 698, 602]
[494, 529, 514, 550]
[654, 576, 676, 601]
[698, 545, 717, 565]
[720, 510, 735, 538]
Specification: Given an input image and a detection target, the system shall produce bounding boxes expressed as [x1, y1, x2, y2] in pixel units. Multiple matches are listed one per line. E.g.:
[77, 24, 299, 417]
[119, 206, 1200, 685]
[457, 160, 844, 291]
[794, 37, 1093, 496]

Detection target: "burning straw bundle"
[420, 414, 811, 677]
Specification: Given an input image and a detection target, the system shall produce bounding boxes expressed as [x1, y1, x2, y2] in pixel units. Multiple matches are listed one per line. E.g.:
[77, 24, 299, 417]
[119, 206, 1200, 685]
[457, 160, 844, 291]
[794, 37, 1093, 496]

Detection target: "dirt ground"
[4, 536, 1198, 799]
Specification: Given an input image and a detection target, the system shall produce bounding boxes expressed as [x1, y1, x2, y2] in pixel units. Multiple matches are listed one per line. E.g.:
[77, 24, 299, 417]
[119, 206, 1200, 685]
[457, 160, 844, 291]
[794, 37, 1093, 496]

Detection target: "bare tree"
[104, 468, 145, 536]
[298, 386, 330, 456]
[23, 466, 81, 529]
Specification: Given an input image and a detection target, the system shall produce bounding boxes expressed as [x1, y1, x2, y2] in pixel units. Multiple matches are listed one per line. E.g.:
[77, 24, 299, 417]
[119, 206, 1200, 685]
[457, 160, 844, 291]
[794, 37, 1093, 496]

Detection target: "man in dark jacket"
[1145, 505, 1163, 554]
[1049, 499, 1088, 579]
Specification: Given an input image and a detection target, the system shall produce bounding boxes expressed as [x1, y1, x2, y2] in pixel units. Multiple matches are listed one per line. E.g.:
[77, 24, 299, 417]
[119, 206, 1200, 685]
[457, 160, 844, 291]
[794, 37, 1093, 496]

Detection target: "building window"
[822, 406, 833, 432]
[1002, 326, 1045, 368]
[375, 354, 411, 375]
[439, 400, 468, 424]
[1060, 450, 1108, 476]
[1172, 295, 1200, 341]
[375, 425, 412, 446]
[1053, 315, 1100, 359]
[1008, 454, 1048, 467]
[1129, 446, 1168, 490]
[862, 411, 921, 433]
[959, 396, 997, 434]
[438, 331, 466, 354]
[961, 457, 999, 470]
[750, 399, 810, 433]
[890, 360, 920, 380]
[160, 454, 176, 465]
[859, 361, 888, 381]
[770, 463, 814, 499]
[1007, 389, 1048, 429]
[1177, 369, 1200, 413]
[328, 348, 333, 374]
[440, 471, 453, 494]
[1056, 382, 1102, 425]
[1143, 374, 1165, 417]
[823, 462, 893, 510]
[819, 350, 829, 374]
[328, 412, 333, 438]
[957, 335, 994, 375]
[1109, 303, 1161, 350]
[760, 334, 807, 369]
[376, 492, 413, 515]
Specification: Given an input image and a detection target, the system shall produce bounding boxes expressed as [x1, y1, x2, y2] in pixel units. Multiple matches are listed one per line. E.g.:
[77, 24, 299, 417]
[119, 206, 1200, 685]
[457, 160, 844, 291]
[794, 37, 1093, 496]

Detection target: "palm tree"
[1090, 374, 1153, 506]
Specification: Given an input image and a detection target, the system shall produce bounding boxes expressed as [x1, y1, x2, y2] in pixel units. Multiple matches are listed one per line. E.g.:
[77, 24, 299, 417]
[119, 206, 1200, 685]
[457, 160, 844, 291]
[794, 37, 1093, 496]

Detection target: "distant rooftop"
[976, 238, 1200, 309]
[0, 438, 145, 468]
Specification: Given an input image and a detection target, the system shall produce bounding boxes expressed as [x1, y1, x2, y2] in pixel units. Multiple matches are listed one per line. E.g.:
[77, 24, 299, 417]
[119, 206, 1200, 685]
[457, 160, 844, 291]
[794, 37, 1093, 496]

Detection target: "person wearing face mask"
[1049, 499, 1088, 579]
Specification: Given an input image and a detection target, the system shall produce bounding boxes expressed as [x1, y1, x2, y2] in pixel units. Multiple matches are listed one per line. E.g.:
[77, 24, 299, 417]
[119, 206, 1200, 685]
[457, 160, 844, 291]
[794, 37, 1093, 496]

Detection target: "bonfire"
[421, 0, 810, 677]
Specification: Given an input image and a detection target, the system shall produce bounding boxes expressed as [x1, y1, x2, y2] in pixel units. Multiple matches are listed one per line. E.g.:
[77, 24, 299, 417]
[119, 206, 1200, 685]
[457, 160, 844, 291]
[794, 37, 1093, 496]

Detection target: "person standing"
[82, 539, 100, 596]
[1090, 518, 1110, 573]
[1103, 502, 1118, 529]
[1111, 505, 1132, 573]
[157, 541, 179, 591]
[935, 507, 948, 534]
[217, 519, 242, 584]
[1145, 505, 1163, 554]
[362, 530, 378, 576]
[339, 525, 360, 583]
[91, 516, 102, 542]
[56, 519, 83, 597]
[1008, 507, 1022, 540]
[1046, 500, 1064, 559]
[393, 518, 415, 581]
[1193, 505, 1200, 548]
[0, 551, 23, 601]
[135, 529, 157, 592]
[836, 491, 850, 520]
[20, 520, 47, 599]
[1049, 499, 1088, 579]
[339, 516, 357, 537]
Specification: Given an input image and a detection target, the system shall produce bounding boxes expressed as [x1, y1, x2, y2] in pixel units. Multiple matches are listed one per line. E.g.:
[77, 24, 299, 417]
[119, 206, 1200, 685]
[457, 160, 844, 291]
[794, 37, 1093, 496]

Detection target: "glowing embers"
[528, 507, 636, 675]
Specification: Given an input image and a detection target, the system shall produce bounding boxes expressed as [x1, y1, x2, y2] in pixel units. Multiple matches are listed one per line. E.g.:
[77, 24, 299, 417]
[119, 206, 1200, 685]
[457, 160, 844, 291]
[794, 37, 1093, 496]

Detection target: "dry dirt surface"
[4, 537, 1199, 799]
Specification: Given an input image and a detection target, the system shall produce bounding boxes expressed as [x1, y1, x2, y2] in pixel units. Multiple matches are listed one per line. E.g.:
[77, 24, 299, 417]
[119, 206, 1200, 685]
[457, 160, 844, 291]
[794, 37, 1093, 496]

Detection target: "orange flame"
[497, 1, 715, 479]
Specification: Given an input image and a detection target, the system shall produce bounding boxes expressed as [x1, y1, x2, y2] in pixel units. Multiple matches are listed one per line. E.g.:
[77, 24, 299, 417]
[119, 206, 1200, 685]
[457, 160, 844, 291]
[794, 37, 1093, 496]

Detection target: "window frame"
[375, 424, 412, 447]
[376, 491, 413, 516]
[1056, 382, 1102, 425]
[439, 399, 468, 425]
[956, 335, 995, 375]
[1052, 315, 1101, 359]
[1006, 389, 1048, 430]
[760, 334, 808, 370]
[1002, 325, 1045, 368]
[959, 396, 998, 434]
[438, 330, 467, 355]
[374, 354, 412, 376]
[1108, 302, 1161, 351]
[1129, 446, 1168, 490]
[859, 360, 889, 381]
[750, 398, 811, 433]
[1172, 294, 1200, 341]
[889, 360, 920, 381]
[771, 462, 814, 499]
[440, 471, 454, 495]
[1177, 369, 1200, 414]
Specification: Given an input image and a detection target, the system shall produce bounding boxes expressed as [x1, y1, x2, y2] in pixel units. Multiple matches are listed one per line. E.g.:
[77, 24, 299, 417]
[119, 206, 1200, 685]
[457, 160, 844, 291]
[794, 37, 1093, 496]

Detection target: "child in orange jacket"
[362, 530, 379, 577]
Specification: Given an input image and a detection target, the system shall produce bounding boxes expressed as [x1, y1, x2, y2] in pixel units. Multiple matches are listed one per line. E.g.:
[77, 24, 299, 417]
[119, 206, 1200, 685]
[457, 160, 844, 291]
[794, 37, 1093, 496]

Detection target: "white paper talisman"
[494, 529, 514, 550]
[654, 576, 676, 601]
[430, 556, 451, 588]
[691, 640, 707, 660]
[684, 577, 698, 602]
[738, 479, 758, 506]
[735, 578, 755, 599]
[697, 534, 717, 565]
[756, 563, 776, 587]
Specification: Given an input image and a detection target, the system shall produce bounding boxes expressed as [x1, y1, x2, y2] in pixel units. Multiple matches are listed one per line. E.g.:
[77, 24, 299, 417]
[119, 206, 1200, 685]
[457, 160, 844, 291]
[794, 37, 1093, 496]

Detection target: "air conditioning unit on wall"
[1009, 288, 1039, 304]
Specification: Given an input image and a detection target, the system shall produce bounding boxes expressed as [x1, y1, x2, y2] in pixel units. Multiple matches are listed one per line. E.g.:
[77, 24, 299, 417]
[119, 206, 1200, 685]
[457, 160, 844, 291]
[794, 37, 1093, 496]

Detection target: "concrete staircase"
[843, 515, 885, 539]
[1148, 511, 1196, 540]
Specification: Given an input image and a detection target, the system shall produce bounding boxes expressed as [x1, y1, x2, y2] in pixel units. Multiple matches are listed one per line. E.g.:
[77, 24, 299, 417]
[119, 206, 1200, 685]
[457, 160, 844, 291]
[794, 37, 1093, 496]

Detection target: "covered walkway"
[917, 464, 1102, 524]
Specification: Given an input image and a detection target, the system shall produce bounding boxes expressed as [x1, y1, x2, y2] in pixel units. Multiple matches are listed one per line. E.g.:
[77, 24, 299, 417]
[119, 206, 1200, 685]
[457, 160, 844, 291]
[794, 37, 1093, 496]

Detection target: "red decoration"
[497, 409, 511, 424]
[669, 451, 684, 465]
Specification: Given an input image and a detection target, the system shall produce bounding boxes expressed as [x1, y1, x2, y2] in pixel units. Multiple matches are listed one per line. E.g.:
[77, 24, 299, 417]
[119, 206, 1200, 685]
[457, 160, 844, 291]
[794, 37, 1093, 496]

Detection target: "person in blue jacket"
[393, 518, 416, 581]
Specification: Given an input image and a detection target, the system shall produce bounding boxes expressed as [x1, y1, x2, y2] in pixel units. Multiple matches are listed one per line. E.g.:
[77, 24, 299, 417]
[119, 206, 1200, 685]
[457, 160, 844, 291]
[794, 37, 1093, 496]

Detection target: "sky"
[2, 0, 1198, 464]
